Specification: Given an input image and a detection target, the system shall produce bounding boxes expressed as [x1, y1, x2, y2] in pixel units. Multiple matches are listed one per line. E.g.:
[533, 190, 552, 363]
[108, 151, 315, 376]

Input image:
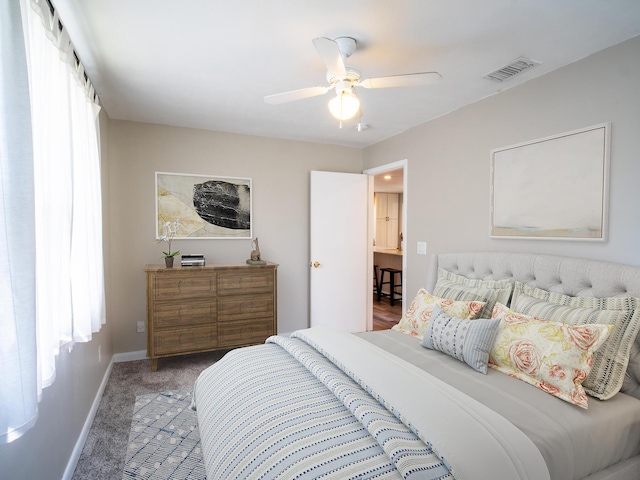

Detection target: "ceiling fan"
[264, 36, 441, 125]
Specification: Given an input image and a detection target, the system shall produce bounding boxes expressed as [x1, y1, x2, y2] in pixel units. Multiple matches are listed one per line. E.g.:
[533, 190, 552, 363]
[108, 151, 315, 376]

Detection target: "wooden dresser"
[144, 262, 277, 371]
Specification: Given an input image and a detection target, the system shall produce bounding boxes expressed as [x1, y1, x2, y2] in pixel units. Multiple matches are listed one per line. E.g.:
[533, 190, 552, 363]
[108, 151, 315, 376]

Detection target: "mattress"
[358, 329, 640, 480]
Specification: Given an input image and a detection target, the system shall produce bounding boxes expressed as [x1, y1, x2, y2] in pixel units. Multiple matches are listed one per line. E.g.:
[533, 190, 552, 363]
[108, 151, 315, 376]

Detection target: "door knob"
[311, 261, 321, 268]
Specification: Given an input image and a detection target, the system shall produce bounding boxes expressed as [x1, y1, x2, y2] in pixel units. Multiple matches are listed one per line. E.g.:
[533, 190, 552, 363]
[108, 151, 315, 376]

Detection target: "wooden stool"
[378, 268, 402, 306]
[373, 264, 380, 296]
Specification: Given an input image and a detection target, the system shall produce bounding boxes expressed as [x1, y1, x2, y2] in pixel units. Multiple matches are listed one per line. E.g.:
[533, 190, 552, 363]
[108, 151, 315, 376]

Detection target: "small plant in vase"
[157, 219, 180, 267]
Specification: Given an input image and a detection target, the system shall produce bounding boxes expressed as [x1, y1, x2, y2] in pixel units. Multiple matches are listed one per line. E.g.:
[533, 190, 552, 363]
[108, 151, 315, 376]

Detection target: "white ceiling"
[55, 0, 640, 149]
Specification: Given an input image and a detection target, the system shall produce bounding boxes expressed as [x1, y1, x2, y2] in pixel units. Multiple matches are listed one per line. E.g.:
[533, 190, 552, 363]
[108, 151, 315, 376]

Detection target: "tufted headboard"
[426, 252, 640, 400]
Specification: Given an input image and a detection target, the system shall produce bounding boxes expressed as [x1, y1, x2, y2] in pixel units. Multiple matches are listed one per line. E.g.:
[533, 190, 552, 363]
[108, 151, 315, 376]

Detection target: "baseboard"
[113, 350, 147, 362]
[61, 356, 114, 480]
[60, 349, 147, 479]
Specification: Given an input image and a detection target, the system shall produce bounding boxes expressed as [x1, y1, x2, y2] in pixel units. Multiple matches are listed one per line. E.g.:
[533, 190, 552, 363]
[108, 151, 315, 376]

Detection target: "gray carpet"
[72, 351, 228, 480]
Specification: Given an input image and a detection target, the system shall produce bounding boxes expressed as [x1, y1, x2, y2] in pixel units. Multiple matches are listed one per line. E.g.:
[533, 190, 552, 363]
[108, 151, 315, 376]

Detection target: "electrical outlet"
[136, 321, 145, 333]
[417, 241, 427, 255]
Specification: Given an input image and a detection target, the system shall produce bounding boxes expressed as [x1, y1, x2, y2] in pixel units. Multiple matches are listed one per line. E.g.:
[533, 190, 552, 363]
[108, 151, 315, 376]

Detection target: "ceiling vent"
[483, 57, 540, 82]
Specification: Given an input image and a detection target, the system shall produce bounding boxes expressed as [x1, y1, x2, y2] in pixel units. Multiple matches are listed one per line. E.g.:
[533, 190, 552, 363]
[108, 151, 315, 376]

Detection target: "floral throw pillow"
[489, 303, 613, 409]
[511, 281, 640, 400]
[391, 288, 486, 339]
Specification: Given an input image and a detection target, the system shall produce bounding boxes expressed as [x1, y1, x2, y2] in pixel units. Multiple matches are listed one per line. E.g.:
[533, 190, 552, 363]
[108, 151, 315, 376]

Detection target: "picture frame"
[490, 123, 610, 241]
[156, 172, 252, 239]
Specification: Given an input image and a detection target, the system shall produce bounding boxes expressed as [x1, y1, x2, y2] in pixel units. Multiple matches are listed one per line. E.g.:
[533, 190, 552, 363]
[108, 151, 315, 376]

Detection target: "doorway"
[364, 161, 407, 331]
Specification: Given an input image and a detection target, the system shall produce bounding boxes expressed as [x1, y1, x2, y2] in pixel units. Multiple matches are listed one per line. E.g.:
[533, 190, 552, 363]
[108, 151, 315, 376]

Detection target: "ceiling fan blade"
[312, 37, 346, 77]
[264, 86, 330, 105]
[359, 72, 441, 89]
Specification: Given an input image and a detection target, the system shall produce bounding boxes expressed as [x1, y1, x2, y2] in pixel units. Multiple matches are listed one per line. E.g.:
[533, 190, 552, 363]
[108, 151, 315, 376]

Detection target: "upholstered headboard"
[426, 252, 640, 400]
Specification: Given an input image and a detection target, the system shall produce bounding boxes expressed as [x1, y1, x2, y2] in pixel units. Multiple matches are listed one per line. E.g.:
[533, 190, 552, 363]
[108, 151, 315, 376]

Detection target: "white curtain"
[21, 0, 106, 389]
[0, 0, 106, 444]
[0, 0, 38, 445]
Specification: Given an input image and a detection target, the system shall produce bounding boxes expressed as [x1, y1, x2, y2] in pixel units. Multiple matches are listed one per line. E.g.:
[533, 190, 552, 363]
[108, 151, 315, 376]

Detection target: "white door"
[310, 171, 369, 332]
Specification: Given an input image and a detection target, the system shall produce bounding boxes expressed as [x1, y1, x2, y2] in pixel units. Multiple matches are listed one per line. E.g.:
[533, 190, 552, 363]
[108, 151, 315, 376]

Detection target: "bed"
[194, 252, 640, 480]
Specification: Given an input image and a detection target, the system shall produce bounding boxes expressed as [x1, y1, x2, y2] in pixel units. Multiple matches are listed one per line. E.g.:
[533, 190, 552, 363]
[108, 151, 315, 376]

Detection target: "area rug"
[122, 390, 205, 480]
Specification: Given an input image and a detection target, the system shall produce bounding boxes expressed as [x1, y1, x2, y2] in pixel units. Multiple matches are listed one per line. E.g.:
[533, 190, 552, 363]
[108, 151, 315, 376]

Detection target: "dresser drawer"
[217, 270, 274, 296]
[153, 325, 217, 355]
[218, 294, 273, 322]
[152, 273, 216, 300]
[218, 318, 274, 347]
[154, 301, 216, 328]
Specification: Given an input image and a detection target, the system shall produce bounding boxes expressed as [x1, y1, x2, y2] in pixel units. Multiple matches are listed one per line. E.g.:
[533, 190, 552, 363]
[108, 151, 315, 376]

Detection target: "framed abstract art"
[156, 172, 252, 239]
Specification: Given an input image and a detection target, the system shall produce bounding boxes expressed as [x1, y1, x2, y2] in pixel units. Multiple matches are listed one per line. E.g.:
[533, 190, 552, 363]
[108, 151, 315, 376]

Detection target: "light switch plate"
[417, 241, 427, 255]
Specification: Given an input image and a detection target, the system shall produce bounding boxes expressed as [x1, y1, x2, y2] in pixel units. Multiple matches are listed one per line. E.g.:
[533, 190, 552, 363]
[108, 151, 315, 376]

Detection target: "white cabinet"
[375, 193, 399, 248]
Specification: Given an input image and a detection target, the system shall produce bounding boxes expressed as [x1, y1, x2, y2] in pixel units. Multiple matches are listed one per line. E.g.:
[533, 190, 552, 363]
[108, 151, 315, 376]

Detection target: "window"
[0, 0, 105, 444]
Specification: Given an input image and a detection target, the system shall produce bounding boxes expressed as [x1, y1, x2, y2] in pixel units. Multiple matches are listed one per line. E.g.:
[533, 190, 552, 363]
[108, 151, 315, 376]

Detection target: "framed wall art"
[490, 123, 609, 241]
[156, 172, 252, 239]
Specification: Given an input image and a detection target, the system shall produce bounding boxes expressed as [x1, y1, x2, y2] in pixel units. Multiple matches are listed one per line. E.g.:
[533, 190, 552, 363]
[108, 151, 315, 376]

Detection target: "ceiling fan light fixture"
[328, 90, 360, 120]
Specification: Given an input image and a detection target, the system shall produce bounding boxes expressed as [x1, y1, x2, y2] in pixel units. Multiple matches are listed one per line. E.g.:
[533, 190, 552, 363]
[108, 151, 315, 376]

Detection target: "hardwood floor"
[373, 296, 402, 331]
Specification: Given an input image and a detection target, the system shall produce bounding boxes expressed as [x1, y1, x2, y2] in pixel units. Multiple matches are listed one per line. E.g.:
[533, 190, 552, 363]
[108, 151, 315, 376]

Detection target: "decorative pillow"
[512, 281, 640, 400]
[421, 306, 501, 374]
[433, 269, 514, 319]
[489, 302, 613, 409]
[392, 288, 486, 339]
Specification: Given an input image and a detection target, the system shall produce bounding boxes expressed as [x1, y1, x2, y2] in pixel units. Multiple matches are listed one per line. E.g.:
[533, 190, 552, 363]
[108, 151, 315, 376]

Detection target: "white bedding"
[194, 326, 640, 480]
[296, 327, 550, 480]
[358, 329, 640, 480]
[194, 326, 552, 479]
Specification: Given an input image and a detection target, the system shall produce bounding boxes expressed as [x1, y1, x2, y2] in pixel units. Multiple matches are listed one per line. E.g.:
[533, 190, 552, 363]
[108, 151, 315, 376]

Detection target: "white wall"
[363, 36, 640, 302]
[107, 121, 363, 353]
[0, 110, 114, 480]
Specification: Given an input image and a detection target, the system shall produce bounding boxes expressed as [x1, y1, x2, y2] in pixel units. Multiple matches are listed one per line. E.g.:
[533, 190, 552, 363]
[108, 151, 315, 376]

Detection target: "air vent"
[483, 57, 540, 82]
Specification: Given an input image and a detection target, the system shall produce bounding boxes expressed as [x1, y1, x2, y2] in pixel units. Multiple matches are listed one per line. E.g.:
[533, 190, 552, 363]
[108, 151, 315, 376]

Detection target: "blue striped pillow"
[420, 306, 501, 374]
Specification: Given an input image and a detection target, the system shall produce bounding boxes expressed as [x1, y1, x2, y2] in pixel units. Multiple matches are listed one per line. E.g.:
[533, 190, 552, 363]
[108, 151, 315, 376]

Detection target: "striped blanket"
[194, 327, 549, 480]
